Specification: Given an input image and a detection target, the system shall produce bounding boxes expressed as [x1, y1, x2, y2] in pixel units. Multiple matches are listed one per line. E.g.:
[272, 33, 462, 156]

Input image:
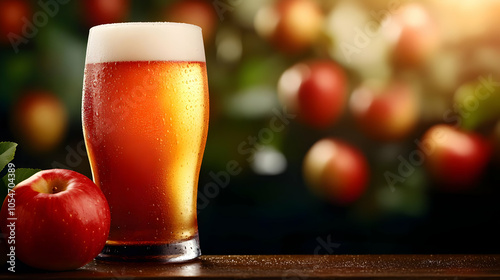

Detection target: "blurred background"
[1, 0, 500, 254]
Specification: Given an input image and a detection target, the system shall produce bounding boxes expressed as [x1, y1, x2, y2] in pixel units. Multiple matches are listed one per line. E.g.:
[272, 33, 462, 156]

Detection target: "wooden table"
[2, 255, 500, 279]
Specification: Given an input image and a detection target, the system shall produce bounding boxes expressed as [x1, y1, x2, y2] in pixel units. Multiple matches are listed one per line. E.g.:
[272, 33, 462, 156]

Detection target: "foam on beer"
[85, 22, 205, 64]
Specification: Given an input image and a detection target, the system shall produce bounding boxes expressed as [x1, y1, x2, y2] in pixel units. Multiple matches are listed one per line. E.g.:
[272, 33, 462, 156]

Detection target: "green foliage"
[454, 79, 500, 131]
[0, 142, 41, 202]
[0, 142, 17, 172]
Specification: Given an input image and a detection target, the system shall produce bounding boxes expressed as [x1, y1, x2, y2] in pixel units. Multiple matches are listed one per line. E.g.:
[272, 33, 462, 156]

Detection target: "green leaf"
[454, 80, 500, 131]
[0, 168, 41, 203]
[0, 142, 17, 174]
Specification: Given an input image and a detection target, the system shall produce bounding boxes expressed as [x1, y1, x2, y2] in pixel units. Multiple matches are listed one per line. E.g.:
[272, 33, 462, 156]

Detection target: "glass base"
[96, 234, 201, 263]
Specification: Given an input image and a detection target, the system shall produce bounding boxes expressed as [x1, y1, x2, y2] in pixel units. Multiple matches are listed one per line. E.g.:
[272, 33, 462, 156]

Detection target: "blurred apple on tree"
[303, 138, 369, 205]
[254, 0, 324, 54]
[82, 0, 129, 27]
[493, 121, 500, 164]
[349, 80, 419, 141]
[164, 0, 217, 43]
[278, 60, 347, 128]
[10, 91, 68, 153]
[387, 3, 440, 68]
[0, 0, 31, 44]
[420, 124, 491, 191]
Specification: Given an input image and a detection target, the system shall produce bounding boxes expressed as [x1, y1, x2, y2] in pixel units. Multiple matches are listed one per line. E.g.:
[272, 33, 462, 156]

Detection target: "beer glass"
[82, 23, 209, 262]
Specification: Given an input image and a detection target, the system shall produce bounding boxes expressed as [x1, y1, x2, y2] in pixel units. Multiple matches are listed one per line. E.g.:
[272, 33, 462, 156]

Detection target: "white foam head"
[85, 22, 205, 64]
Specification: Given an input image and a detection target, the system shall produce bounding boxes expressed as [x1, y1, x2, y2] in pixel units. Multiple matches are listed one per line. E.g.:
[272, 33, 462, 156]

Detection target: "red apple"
[349, 80, 419, 141]
[493, 121, 500, 164]
[386, 3, 440, 68]
[0, 169, 110, 271]
[303, 138, 369, 205]
[10, 91, 68, 153]
[254, 0, 324, 54]
[0, 0, 31, 44]
[164, 0, 217, 43]
[420, 124, 491, 190]
[82, 0, 129, 27]
[277, 60, 347, 128]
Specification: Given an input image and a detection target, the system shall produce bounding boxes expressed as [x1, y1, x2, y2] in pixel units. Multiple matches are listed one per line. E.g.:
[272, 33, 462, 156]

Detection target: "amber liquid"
[82, 61, 209, 246]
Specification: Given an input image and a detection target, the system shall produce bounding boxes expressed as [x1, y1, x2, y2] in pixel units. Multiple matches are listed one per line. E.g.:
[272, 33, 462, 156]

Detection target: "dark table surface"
[2, 254, 500, 279]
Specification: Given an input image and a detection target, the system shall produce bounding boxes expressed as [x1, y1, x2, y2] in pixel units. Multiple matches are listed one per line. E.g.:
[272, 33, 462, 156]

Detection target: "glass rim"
[89, 22, 202, 32]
